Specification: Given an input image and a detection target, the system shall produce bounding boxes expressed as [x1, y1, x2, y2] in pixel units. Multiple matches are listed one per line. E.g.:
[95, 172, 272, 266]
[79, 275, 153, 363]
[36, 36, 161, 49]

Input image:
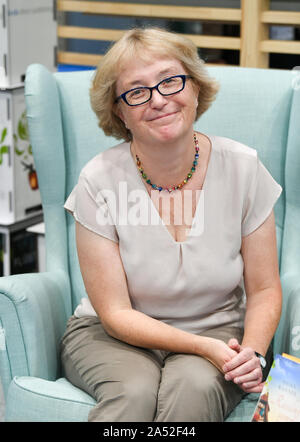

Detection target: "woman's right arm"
[75, 221, 236, 371]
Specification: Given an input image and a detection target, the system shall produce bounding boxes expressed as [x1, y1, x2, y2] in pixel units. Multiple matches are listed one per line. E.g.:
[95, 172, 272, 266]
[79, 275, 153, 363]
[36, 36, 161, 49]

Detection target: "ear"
[190, 81, 200, 109]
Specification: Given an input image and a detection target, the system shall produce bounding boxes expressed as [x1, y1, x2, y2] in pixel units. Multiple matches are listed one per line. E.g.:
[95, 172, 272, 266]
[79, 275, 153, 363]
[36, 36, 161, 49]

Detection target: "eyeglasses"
[115, 74, 192, 106]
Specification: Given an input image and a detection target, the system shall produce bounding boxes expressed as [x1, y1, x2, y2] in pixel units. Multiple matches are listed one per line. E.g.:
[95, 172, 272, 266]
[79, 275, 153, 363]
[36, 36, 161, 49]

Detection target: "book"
[251, 353, 300, 422]
[282, 353, 300, 364]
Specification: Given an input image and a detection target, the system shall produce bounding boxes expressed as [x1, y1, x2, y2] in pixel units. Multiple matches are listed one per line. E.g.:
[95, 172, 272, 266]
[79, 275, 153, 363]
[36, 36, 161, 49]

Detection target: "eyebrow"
[127, 68, 179, 88]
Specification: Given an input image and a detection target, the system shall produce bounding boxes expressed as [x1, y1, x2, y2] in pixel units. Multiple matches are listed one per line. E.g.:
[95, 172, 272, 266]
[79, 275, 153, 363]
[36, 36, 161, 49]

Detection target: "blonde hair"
[90, 27, 219, 142]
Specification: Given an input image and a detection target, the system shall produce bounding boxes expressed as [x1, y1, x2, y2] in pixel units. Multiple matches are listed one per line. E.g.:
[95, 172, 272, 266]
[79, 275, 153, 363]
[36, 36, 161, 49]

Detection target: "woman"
[61, 27, 282, 422]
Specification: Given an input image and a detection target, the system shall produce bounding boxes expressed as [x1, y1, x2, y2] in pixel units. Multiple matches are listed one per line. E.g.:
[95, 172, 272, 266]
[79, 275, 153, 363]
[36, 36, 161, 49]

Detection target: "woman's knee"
[156, 355, 229, 421]
[156, 375, 226, 421]
[90, 374, 159, 422]
[168, 366, 223, 405]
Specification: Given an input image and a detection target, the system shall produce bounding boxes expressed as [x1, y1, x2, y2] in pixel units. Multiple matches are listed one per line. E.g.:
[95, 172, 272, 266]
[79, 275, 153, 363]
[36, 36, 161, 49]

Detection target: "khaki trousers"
[60, 316, 247, 422]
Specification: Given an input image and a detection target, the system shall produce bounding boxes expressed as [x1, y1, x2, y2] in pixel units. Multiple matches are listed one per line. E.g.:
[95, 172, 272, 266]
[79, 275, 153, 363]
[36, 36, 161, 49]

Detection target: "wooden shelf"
[56, 0, 300, 69]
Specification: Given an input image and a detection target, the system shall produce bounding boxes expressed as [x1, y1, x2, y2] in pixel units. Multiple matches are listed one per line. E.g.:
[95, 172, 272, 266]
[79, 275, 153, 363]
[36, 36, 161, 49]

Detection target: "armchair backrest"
[25, 64, 294, 315]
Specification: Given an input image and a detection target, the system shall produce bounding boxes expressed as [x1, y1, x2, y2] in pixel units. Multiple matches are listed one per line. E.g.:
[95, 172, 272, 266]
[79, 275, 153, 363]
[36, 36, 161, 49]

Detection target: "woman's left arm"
[222, 209, 282, 393]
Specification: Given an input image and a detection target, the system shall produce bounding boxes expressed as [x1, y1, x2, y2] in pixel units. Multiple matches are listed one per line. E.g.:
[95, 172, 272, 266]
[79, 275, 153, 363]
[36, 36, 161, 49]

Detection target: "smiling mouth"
[150, 112, 177, 121]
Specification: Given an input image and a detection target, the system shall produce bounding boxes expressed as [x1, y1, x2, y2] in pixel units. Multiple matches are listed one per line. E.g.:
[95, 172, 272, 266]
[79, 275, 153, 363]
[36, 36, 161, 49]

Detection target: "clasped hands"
[222, 339, 264, 393]
[204, 337, 264, 393]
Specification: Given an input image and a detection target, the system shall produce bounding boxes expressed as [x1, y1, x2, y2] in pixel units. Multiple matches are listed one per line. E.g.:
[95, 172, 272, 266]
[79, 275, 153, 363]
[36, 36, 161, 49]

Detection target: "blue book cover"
[251, 354, 300, 422]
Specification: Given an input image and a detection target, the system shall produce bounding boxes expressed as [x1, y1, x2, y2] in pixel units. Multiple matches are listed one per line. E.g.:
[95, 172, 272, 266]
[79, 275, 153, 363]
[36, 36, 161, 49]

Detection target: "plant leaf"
[18, 111, 29, 141]
[1, 128, 7, 144]
[15, 146, 24, 155]
[0, 145, 9, 165]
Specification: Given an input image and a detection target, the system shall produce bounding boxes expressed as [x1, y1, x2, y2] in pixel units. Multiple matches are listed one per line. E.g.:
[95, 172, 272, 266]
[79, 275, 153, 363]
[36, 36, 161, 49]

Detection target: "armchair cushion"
[0, 270, 71, 398]
[225, 394, 259, 422]
[5, 377, 95, 422]
[274, 273, 300, 358]
[5, 374, 258, 422]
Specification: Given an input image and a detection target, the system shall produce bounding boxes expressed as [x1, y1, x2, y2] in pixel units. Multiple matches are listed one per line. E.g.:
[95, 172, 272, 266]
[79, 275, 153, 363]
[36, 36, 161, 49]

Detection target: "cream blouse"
[64, 134, 282, 335]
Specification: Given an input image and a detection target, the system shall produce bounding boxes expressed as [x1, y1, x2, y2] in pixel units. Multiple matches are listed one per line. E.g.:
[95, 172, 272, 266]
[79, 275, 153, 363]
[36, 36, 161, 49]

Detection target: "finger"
[223, 347, 255, 373]
[224, 359, 258, 381]
[232, 367, 262, 385]
[240, 377, 263, 390]
[227, 338, 241, 352]
[241, 382, 265, 394]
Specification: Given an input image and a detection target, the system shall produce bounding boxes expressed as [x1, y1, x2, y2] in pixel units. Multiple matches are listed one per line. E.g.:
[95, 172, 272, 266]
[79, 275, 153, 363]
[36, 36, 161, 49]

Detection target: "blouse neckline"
[125, 132, 214, 245]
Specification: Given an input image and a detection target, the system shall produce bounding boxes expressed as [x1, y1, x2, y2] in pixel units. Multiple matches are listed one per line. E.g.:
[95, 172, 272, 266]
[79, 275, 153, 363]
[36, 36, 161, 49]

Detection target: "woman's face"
[115, 56, 199, 144]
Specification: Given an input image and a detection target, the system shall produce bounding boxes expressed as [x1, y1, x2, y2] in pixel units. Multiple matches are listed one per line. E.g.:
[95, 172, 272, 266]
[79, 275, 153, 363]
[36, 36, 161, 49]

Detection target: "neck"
[131, 129, 196, 189]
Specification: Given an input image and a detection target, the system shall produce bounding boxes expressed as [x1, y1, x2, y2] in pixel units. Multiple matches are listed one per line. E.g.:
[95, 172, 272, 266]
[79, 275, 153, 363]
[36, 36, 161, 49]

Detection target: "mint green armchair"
[0, 64, 299, 421]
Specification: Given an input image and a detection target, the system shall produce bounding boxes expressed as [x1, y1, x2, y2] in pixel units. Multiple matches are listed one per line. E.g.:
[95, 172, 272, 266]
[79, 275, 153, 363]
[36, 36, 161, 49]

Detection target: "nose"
[149, 88, 168, 108]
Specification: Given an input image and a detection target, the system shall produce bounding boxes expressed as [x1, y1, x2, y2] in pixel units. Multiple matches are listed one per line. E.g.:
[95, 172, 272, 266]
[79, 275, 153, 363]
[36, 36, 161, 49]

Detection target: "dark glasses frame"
[115, 74, 192, 106]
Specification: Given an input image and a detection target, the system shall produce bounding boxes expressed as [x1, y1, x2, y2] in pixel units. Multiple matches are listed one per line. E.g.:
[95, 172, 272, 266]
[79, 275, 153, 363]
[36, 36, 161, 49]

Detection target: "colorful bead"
[135, 133, 200, 193]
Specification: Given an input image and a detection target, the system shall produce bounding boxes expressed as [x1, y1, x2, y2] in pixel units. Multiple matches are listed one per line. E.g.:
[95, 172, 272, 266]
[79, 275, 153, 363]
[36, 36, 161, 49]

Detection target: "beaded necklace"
[135, 133, 200, 193]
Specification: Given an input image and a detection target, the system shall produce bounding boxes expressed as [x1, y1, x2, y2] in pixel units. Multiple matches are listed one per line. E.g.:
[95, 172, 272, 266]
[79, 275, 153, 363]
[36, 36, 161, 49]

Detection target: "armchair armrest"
[0, 269, 71, 399]
[274, 272, 300, 359]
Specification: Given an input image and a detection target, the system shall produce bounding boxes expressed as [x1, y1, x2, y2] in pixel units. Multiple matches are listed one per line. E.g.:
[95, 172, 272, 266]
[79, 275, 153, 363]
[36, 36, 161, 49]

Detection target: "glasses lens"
[158, 76, 184, 95]
[125, 87, 151, 105]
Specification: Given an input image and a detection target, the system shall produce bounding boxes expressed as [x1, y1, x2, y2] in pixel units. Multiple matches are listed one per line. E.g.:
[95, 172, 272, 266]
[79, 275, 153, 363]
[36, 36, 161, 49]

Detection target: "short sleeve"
[241, 155, 282, 237]
[64, 174, 119, 243]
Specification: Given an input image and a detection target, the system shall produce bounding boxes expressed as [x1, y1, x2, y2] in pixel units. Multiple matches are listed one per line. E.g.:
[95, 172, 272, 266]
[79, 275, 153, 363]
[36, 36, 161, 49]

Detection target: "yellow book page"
[282, 353, 300, 364]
